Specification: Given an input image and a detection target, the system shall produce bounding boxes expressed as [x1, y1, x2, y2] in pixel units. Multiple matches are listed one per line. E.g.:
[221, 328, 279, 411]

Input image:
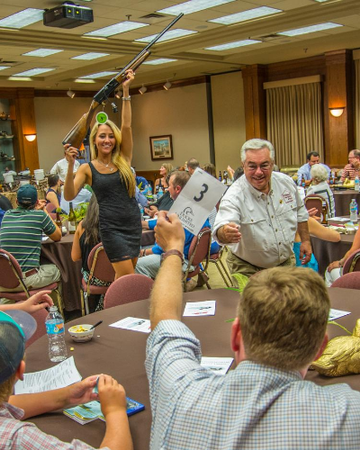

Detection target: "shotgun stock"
[62, 13, 183, 148]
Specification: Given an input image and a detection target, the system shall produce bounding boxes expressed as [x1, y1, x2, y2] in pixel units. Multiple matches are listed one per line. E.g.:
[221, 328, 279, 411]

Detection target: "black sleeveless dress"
[89, 162, 141, 262]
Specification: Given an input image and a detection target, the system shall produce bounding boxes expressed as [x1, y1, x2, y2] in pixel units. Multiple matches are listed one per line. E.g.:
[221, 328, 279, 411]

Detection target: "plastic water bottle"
[46, 306, 67, 362]
[350, 199, 358, 222]
[330, 171, 335, 186]
[138, 203, 144, 220]
[355, 176, 359, 192]
[158, 186, 163, 198]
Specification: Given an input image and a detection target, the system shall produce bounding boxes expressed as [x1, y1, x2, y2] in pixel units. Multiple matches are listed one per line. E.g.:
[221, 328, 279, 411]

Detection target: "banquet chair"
[183, 227, 212, 290]
[0, 249, 61, 314]
[208, 246, 234, 288]
[304, 194, 328, 224]
[81, 243, 115, 315]
[342, 250, 360, 275]
[104, 274, 154, 309]
[331, 272, 360, 289]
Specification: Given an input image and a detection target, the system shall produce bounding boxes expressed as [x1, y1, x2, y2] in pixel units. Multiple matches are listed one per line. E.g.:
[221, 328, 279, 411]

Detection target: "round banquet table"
[25, 287, 360, 450]
[333, 189, 360, 216]
[311, 232, 354, 275]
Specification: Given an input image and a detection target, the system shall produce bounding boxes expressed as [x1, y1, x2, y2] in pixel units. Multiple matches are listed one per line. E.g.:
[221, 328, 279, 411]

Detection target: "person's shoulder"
[298, 162, 308, 171]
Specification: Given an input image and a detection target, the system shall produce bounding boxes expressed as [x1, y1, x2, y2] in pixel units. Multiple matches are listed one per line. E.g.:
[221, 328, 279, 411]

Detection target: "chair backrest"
[104, 274, 154, 309]
[183, 228, 212, 282]
[331, 272, 360, 289]
[304, 194, 328, 224]
[26, 307, 48, 347]
[0, 249, 29, 294]
[87, 243, 115, 284]
[342, 250, 360, 275]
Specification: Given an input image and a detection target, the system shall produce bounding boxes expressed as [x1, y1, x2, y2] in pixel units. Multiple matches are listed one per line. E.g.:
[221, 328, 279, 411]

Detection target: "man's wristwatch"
[161, 249, 184, 264]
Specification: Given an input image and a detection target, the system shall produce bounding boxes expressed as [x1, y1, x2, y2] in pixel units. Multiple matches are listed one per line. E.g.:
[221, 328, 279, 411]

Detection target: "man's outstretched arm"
[150, 212, 185, 330]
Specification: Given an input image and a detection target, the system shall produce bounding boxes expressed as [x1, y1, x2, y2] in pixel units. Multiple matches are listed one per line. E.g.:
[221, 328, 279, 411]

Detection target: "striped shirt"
[0, 207, 55, 272]
[146, 320, 360, 450]
[340, 163, 360, 182]
[0, 403, 102, 449]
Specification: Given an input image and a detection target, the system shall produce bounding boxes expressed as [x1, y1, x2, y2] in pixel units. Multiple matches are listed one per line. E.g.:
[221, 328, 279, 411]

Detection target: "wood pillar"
[13, 88, 39, 172]
[242, 65, 267, 139]
[324, 50, 354, 167]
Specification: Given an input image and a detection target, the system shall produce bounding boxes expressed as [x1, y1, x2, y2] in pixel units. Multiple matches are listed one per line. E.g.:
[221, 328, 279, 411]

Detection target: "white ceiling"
[0, 0, 359, 92]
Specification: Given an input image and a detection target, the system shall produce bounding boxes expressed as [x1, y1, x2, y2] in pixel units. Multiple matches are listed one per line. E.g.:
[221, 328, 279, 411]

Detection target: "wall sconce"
[163, 80, 172, 90]
[24, 134, 36, 142]
[330, 107, 345, 117]
[139, 84, 147, 95]
[67, 89, 75, 98]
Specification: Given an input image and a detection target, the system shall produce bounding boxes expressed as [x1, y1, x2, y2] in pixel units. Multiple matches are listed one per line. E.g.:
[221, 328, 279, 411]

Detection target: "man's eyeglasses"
[245, 162, 272, 172]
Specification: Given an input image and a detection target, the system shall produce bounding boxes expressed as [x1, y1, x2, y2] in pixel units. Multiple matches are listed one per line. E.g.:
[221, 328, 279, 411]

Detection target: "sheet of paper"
[169, 168, 227, 235]
[329, 308, 351, 321]
[201, 357, 234, 375]
[183, 300, 216, 317]
[109, 317, 151, 333]
[14, 356, 81, 394]
[327, 217, 352, 223]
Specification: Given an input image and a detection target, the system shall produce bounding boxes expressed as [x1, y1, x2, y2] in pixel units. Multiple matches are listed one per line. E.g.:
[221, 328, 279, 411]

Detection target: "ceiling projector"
[43, 3, 94, 29]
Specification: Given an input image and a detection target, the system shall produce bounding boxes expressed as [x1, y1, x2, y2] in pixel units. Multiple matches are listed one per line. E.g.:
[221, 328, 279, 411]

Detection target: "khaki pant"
[0, 264, 63, 311]
[226, 251, 295, 281]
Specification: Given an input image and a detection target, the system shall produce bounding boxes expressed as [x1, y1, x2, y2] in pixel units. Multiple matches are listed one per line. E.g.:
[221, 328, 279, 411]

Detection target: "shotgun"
[62, 13, 183, 149]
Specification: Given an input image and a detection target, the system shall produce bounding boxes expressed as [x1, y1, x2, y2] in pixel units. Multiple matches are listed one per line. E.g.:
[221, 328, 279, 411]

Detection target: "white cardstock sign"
[168, 168, 227, 235]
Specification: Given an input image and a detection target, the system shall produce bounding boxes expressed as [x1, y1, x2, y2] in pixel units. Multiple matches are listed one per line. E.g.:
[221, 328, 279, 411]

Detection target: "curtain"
[355, 59, 360, 149]
[266, 82, 323, 168]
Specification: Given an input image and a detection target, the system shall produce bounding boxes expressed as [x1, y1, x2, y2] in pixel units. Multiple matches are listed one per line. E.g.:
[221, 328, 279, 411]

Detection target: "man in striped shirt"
[340, 149, 360, 182]
[0, 185, 61, 298]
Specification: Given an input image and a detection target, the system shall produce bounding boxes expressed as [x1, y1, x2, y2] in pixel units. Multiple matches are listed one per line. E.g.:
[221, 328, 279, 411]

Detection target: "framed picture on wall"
[149, 135, 173, 161]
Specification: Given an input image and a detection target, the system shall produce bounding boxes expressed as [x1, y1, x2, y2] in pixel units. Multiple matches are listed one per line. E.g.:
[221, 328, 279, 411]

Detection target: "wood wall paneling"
[242, 65, 267, 139]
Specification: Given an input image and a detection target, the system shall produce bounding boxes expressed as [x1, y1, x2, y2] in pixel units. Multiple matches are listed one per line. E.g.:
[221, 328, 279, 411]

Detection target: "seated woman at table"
[45, 174, 62, 211]
[71, 196, 110, 311]
[325, 226, 360, 286]
[294, 216, 340, 272]
[154, 163, 173, 194]
[306, 164, 336, 218]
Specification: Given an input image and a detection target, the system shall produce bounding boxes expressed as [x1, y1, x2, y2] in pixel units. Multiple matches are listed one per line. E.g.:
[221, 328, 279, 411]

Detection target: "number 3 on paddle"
[194, 183, 208, 202]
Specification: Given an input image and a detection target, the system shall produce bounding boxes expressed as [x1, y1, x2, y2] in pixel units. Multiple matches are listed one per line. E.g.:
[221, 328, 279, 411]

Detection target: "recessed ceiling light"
[8, 76, 32, 81]
[205, 39, 260, 51]
[13, 68, 55, 76]
[0, 8, 43, 29]
[80, 71, 118, 79]
[143, 58, 178, 65]
[72, 52, 110, 60]
[22, 49, 63, 57]
[278, 22, 342, 36]
[84, 21, 148, 38]
[209, 6, 282, 25]
[75, 78, 96, 83]
[135, 29, 197, 43]
[157, 0, 236, 16]
[0, 66, 9, 71]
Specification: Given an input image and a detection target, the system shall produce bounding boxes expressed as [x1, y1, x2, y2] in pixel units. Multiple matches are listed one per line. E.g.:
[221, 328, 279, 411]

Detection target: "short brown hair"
[237, 267, 330, 370]
[170, 170, 190, 190]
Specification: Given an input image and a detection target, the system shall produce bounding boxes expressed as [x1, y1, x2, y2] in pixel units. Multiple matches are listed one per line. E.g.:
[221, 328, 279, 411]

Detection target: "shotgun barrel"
[62, 13, 184, 148]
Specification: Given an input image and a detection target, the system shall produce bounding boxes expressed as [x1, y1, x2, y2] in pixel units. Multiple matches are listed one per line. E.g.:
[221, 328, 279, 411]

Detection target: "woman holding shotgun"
[64, 69, 141, 280]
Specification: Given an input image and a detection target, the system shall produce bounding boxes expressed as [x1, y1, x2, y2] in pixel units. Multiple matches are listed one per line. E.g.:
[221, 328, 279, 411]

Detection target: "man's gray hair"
[310, 164, 328, 183]
[240, 139, 275, 163]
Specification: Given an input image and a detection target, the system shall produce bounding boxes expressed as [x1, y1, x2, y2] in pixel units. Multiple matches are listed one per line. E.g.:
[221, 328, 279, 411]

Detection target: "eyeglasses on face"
[245, 162, 272, 172]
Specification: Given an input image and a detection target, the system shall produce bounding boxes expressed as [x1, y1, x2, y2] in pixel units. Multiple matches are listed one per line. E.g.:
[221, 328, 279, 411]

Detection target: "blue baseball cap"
[0, 310, 37, 383]
[17, 184, 38, 205]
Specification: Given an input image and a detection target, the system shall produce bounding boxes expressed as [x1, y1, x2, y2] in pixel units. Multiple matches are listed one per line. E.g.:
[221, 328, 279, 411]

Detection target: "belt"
[24, 268, 38, 277]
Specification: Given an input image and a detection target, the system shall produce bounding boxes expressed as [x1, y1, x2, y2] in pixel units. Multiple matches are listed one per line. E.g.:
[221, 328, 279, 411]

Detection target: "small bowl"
[68, 324, 94, 342]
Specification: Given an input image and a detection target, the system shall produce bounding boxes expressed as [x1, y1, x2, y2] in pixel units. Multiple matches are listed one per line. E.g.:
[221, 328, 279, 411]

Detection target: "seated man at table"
[340, 149, 360, 182]
[0, 309, 133, 450]
[146, 212, 360, 449]
[144, 185, 174, 218]
[0, 185, 62, 304]
[297, 151, 330, 186]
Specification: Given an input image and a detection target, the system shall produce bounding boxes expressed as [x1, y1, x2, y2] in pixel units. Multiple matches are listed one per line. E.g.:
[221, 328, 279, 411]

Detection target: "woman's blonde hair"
[90, 120, 135, 197]
[161, 163, 174, 176]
